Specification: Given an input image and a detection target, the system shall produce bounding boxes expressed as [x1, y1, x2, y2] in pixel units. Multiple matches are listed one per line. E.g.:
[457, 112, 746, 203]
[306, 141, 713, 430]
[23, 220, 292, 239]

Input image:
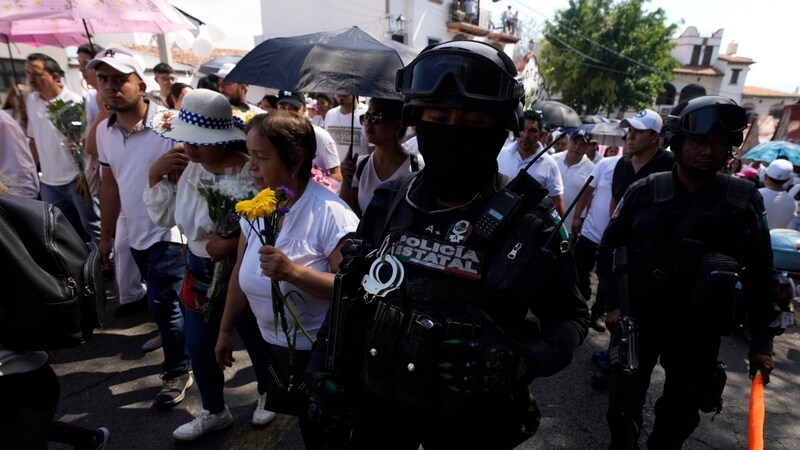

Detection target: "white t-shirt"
[312, 124, 340, 172]
[324, 104, 369, 161]
[238, 181, 359, 349]
[352, 153, 424, 214]
[402, 135, 420, 156]
[97, 102, 182, 250]
[581, 155, 621, 244]
[85, 91, 100, 126]
[497, 141, 564, 198]
[25, 87, 83, 186]
[553, 152, 595, 226]
[759, 187, 796, 229]
[143, 162, 255, 258]
[0, 111, 39, 198]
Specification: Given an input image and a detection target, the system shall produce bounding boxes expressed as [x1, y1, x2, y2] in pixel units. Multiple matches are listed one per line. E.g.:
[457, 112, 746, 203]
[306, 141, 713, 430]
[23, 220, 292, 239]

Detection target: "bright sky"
[492, 0, 799, 93]
[169, 0, 798, 94]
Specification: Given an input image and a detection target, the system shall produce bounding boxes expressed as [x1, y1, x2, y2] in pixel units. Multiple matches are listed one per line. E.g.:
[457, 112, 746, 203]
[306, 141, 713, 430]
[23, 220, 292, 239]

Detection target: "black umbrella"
[533, 100, 583, 130]
[224, 26, 418, 99]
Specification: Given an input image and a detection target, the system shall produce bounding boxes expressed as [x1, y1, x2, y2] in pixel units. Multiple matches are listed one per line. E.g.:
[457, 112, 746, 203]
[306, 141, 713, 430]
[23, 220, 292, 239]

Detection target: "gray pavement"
[49, 287, 799, 449]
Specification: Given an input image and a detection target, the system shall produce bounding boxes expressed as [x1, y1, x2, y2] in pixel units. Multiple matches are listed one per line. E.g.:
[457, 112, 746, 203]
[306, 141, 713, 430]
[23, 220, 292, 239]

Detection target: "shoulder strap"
[379, 172, 419, 238]
[355, 155, 370, 181]
[649, 172, 674, 204]
[409, 154, 420, 172]
[725, 174, 755, 210]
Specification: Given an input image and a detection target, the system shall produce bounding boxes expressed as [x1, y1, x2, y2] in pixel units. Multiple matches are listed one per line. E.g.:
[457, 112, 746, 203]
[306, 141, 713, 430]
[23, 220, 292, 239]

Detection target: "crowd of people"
[0, 37, 789, 450]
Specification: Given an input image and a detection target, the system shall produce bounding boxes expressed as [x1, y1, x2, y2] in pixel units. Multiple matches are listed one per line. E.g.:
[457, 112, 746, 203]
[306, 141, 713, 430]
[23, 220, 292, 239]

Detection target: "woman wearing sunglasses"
[338, 98, 424, 216]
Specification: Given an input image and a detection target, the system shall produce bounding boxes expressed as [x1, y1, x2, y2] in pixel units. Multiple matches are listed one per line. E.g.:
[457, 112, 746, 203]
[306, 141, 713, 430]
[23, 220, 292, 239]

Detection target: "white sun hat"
[150, 88, 246, 145]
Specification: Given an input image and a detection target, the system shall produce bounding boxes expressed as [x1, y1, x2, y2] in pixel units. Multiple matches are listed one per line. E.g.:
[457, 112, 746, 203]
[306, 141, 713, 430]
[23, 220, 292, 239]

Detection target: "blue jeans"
[184, 251, 225, 413]
[39, 180, 99, 243]
[184, 250, 271, 412]
[130, 242, 189, 374]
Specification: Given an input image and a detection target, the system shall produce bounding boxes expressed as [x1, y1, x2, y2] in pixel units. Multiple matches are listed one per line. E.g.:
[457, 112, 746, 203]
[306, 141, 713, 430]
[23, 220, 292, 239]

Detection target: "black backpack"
[0, 193, 106, 351]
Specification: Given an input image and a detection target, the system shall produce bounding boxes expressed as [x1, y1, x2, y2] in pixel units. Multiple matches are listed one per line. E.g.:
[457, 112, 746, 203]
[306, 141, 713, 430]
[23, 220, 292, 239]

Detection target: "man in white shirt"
[325, 94, 369, 161]
[147, 63, 176, 108]
[25, 53, 99, 242]
[759, 158, 796, 229]
[497, 109, 565, 217]
[0, 110, 39, 198]
[553, 129, 595, 226]
[215, 63, 266, 115]
[275, 90, 342, 182]
[89, 48, 192, 407]
[571, 155, 622, 332]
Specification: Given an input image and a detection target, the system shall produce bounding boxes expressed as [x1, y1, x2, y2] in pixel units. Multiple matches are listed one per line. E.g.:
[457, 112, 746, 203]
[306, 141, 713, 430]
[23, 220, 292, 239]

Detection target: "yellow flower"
[236, 188, 277, 220]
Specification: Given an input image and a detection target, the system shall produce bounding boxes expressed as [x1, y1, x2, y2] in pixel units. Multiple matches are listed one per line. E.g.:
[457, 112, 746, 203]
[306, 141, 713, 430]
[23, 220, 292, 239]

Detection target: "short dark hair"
[315, 93, 334, 105]
[77, 43, 104, 58]
[197, 75, 219, 92]
[248, 111, 316, 182]
[153, 63, 175, 75]
[26, 53, 63, 76]
[167, 83, 191, 109]
[523, 109, 542, 128]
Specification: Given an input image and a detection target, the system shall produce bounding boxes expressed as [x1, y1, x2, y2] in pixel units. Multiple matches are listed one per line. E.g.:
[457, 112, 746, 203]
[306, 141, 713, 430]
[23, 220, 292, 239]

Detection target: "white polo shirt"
[553, 151, 595, 226]
[97, 101, 181, 250]
[497, 141, 564, 198]
[581, 155, 621, 244]
[25, 87, 83, 186]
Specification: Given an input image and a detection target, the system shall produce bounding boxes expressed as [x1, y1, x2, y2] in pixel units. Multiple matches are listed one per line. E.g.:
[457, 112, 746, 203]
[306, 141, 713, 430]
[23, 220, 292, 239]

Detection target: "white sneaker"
[173, 405, 234, 441]
[252, 392, 277, 426]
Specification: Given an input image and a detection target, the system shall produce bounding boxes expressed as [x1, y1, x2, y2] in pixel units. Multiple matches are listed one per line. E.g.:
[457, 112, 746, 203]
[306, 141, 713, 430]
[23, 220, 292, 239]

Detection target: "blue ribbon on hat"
[179, 109, 243, 130]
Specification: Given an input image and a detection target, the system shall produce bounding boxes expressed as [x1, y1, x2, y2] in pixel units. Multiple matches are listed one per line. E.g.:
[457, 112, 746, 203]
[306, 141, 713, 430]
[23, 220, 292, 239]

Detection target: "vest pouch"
[485, 212, 549, 293]
[392, 311, 440, 410]
[693, 252, 740, 335]
[361, 299, 404, 399]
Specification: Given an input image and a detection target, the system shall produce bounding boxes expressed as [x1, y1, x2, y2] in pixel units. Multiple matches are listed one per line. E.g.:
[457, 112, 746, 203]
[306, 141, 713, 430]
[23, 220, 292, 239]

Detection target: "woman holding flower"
[215, 111, 358, 447]
[144, 89, 274, 440]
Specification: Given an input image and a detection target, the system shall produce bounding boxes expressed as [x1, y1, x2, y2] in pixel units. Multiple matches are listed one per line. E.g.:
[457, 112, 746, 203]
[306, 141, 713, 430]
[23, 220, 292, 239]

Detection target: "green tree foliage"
[540, 0, 678, 115]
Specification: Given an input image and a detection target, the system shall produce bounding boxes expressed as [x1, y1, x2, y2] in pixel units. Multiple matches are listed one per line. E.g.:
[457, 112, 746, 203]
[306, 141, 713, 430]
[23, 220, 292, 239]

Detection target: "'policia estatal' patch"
[393, 232, 483, 279]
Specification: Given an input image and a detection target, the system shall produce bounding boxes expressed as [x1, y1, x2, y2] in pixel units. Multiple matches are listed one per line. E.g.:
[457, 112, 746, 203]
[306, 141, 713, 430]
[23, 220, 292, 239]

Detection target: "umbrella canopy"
[0, 0, 195, 39]
[198, 55, 243, 76]
[532, 100, 583, 130]
[590, 122, 626, 147]
[742, 141, 800, 166]
[225, 26, 419, 99]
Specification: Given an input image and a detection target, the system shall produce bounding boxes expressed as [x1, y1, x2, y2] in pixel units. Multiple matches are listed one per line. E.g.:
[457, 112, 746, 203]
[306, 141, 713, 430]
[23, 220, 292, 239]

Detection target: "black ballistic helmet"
[662, 96, 747, 151]
[395, 40, 524, 134]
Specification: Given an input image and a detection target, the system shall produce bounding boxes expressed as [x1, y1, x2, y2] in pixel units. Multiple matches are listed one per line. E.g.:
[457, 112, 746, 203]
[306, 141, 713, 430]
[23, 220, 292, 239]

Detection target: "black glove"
[307, 370, 356, 440]
[436, 336, 537, 394]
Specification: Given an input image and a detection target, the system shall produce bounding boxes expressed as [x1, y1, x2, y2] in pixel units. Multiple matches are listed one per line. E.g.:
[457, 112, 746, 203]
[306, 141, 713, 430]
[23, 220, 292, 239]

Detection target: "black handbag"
[265, 345, 311, 417]
[0, 193, 106, 350]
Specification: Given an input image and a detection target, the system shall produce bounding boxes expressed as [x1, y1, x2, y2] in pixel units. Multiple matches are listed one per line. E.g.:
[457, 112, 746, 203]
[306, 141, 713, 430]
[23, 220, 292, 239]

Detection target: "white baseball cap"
[766, 159, 793, 182]
[620, 109, 663, 133]
[87, 47, 145, 80]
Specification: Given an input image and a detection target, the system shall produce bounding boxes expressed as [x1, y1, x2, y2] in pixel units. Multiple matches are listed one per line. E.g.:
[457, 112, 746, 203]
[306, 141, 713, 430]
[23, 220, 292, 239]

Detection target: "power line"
[507, 0, 658, 72]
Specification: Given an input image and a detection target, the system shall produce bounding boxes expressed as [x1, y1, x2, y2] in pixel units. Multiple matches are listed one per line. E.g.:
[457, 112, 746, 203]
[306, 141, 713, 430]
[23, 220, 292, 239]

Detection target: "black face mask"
[415, 121, 509, 202]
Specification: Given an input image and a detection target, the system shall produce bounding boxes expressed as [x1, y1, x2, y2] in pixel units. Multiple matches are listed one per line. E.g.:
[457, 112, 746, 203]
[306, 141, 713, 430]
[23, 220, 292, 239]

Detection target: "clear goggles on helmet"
[680, 103, 747, 135]
[396, 53, 521, 101]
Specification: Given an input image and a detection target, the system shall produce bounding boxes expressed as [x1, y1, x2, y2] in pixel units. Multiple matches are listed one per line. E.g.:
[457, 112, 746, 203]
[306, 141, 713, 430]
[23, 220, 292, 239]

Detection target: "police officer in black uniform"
[306, 40, 589, 449]
[597, 96, 785, 449]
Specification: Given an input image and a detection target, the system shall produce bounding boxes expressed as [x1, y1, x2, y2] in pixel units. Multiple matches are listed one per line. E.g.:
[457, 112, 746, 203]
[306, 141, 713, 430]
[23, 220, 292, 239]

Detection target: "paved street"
[49, 287, 799, 449]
